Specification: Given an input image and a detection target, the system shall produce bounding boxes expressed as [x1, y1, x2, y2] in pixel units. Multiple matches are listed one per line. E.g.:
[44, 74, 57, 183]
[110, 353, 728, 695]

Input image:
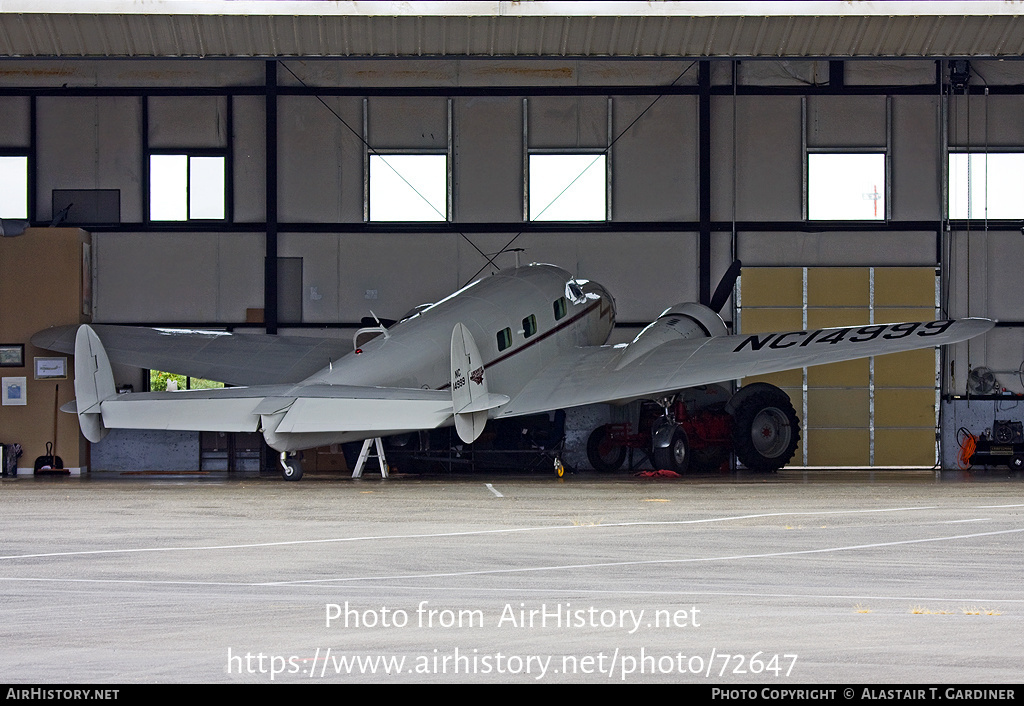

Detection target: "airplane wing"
[32, 324, 351, 386]
[497, 318, 994, 417]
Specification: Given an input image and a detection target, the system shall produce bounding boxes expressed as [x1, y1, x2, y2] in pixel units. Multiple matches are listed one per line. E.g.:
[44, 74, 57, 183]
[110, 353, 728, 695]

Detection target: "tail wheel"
[587, 425, 626, 472]
[731, 389, 799, 472]
[280, 453, 303, 481]
[652, 427, 690, 473]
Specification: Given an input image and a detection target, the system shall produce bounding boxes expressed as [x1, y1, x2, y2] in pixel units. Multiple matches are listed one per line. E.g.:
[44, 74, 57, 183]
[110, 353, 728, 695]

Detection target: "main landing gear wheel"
[587, 425, 626, 472]
[731, 388, 799, 472]
[653, 427, 690, 473]
[280, 452, 303, 481]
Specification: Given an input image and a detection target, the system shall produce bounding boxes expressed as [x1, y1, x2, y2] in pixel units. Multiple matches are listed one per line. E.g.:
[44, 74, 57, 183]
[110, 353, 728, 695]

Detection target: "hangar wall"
[3, 57, 1022, 469]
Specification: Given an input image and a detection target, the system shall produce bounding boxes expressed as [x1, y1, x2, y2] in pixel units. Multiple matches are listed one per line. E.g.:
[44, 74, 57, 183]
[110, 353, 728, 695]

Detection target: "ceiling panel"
[0, 4, 1022, 59]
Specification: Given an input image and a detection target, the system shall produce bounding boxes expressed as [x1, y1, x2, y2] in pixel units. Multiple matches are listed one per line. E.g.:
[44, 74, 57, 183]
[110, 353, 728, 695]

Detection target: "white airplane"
[33, 262, 992, 480]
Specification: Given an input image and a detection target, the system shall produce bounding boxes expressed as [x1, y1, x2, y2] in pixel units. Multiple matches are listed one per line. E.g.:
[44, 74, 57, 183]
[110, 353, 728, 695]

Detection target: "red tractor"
[586, 383, 800, 473]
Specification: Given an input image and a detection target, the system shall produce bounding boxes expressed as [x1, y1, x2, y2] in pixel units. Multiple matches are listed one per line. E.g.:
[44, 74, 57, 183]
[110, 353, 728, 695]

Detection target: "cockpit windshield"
[565, 279, 587, 305]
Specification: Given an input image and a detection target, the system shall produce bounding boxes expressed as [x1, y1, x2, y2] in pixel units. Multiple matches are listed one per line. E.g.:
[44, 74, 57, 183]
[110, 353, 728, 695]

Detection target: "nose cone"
[584, 281, 615, 315]
[600, 284, 616, 322]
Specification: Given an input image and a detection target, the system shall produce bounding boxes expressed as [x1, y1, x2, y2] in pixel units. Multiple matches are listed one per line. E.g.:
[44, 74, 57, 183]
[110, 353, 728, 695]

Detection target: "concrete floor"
[1, 468, 1022, 684]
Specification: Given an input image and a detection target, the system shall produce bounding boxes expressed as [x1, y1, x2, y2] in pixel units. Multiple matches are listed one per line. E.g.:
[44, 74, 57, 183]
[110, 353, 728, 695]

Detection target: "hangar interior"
[1, 2, 1023, 473]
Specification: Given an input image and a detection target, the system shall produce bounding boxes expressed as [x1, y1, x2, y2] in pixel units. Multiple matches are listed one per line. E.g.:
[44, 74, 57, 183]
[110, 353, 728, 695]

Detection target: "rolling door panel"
[807, 388, 870, 429]
[807, 268, 869, 307]
[875, 348, 937, 388]
[740, 268, 803, 307]
[875, 388, 937, 428]
[874, 429, 937, 467]
[806, 358, 868, 387]
[740, 266, 937, 467]
[874, 268, 936, 307]
[807, 429, 870, 467]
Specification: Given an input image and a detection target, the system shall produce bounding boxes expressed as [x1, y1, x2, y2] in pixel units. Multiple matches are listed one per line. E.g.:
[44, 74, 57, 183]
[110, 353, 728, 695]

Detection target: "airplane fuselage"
[309, 264, 615, 395]
[261, 264, 616, 450]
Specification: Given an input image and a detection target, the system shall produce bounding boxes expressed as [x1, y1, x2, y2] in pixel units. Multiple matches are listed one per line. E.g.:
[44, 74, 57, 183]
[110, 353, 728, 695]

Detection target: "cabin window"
[553, 297, 567, 321]
[523, 314, 538, 338]
[496, 328, 512, 352]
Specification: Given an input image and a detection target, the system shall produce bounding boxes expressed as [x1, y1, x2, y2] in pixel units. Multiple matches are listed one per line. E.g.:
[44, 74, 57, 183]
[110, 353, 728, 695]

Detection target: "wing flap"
[100, 396, 262, 433]
[500, 318, 994, 417]
[276, 397, 453, 434]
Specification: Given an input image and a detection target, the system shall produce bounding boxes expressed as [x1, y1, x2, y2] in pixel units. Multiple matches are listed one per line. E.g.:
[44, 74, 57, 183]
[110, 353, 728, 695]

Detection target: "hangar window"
[149, 154, 226, 221]
[528, 154, 607, 221]
[148, 370, 224, 392]
[807, 153, 886, 220]
[948, 152, 1024, 219]
[369, 154, 448, 221]
[0, 156, 28, 219]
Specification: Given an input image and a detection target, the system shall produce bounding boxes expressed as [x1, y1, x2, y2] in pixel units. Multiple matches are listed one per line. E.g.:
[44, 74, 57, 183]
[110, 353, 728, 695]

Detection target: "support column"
[264, 60, 279, 335]
[698, 61, 711, 306]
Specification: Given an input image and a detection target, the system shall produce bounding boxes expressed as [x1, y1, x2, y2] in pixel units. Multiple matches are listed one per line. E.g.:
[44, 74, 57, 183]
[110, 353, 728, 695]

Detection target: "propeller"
[708, 259, 742, 314]
[360, 315, 397, 328]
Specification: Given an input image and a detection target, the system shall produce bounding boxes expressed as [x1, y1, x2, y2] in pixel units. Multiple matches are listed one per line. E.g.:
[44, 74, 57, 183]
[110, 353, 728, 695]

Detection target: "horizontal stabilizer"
[275, 395, 452, 434]
[100, 395, 263, 433]
[77, 377, 453, 438]
[457, 392, 510, 414]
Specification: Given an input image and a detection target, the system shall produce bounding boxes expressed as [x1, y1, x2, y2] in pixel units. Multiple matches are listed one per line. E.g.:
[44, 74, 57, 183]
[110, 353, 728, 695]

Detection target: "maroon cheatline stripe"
[436, 298, 606, 390]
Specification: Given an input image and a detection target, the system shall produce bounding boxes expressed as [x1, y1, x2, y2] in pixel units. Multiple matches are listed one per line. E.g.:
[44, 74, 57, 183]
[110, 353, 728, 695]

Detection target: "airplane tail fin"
[74, 324, 115, 443]
[450, 323, 508, 443]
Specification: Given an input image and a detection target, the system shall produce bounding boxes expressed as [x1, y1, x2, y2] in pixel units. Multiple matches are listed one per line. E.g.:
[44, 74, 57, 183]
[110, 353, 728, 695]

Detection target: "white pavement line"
[0, 576, 255, 586]
[485, 483, 503, 497]
[0, 505, 937, 561]
[5, 575, 1024, 605]
[974, 504, 1024, 508]
[943, 518, 991, 523]
[265, 527, 1024, 586]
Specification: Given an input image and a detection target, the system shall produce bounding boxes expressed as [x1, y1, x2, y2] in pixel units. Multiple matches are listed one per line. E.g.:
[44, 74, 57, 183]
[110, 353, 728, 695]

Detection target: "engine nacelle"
[615, 302, 728, 370]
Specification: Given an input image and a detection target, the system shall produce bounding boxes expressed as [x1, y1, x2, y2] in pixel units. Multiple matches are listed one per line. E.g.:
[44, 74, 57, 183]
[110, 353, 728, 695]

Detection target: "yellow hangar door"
[738, 267, 939, 467]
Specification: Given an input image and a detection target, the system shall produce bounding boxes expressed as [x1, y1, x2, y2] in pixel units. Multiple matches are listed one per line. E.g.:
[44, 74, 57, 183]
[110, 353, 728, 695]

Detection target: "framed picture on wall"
[34, 357, 67, 380]
[2, 377, 27, 405]
[0, 344, 24, 368]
